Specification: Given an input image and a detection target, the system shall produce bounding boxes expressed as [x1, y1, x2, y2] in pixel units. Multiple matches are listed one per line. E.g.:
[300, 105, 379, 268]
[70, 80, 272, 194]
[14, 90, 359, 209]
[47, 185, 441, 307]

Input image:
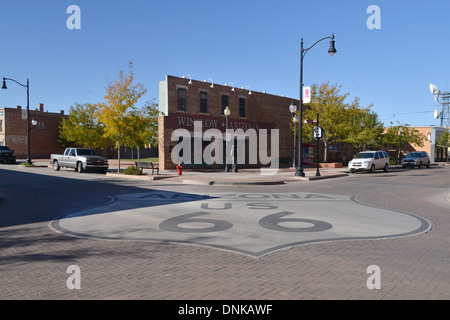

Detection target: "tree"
[382, 122, 426, 154]
[122, 100, 159, 160]
[346, 110, 384, 151]
[436, 128, 449, 148]
[300, 83, 374, 162]
[58, 103, 109, 149]
[96, 62, 148, 172]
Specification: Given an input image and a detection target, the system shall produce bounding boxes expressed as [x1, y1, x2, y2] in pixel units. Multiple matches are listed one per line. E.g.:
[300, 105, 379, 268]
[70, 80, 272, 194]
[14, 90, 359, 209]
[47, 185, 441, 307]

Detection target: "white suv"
[348, 150, 390, 173]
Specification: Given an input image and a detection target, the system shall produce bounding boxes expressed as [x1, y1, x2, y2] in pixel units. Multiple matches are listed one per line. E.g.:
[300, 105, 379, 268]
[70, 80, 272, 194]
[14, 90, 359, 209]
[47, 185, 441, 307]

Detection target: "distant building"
[0, 104, 66, 159]
[385, 126, 448, 162]
[409, 126, 448, 162]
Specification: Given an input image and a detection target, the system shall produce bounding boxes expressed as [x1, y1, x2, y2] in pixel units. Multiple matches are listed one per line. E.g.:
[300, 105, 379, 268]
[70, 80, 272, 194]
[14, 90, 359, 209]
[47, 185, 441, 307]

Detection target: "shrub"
[124, 165, 144, 175]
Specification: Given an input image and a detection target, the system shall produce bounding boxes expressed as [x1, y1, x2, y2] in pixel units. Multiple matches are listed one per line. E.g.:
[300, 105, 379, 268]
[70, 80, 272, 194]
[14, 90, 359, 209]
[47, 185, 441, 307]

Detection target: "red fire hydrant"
[176, 163, 183, 175]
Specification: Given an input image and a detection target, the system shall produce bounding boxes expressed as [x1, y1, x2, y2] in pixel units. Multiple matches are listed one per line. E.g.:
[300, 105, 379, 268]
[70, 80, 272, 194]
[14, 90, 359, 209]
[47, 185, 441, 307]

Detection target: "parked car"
[50, 148, 109, 173]
[402, 151, 431, 169]
[348, 150, 389, 173]
[0, 146, 16, 164]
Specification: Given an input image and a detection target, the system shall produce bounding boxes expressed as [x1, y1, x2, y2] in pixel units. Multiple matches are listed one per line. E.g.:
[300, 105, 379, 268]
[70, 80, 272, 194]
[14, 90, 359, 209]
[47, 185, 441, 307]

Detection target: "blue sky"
[1, 0, 449, 127]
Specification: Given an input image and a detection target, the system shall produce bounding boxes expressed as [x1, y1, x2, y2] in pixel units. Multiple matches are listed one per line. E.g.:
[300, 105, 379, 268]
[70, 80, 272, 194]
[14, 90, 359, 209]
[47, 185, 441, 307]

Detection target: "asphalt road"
[0, 163, 449, 301]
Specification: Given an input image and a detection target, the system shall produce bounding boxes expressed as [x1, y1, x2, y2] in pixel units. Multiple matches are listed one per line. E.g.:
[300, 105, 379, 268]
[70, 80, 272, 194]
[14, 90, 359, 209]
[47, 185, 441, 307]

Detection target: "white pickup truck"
[50, 148, 109, 173]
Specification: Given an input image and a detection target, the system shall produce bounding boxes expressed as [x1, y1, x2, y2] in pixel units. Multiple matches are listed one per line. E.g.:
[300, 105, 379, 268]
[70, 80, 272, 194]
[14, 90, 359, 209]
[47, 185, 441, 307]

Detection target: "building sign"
[22, 109, 28, 120]
[164, 113, 275, 131]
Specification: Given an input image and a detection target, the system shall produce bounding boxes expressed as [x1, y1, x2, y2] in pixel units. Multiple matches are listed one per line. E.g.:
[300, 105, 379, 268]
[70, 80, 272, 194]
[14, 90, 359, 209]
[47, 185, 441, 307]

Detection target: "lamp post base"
[295, 168, 305, 177]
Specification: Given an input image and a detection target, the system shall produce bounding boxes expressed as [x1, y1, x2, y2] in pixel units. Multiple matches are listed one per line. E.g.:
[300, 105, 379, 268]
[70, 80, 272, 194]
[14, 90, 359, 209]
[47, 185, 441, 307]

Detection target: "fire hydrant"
[176, 163, 183, 175]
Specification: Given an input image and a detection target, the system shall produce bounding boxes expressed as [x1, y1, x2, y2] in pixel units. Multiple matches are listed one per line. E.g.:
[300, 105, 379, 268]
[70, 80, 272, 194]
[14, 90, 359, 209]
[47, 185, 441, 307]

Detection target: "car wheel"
[77, 162, 84, 173]
[383, 163, 389, 172]
[418, 162, 422, 169]
[53, 160, 60, 171]
[370, 164, 375, 173]
[427, 162, 430, 168]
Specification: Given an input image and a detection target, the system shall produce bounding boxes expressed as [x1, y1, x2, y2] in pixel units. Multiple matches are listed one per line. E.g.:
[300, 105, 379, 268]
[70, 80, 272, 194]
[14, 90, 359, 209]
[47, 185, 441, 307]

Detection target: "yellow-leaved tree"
[96, 62, 147, 172]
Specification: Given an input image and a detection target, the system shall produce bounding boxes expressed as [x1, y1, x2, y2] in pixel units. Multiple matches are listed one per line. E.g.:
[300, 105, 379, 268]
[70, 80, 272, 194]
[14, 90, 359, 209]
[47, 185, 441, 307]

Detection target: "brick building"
[0, 104, 66, 159]
[158, 75, 311, 170]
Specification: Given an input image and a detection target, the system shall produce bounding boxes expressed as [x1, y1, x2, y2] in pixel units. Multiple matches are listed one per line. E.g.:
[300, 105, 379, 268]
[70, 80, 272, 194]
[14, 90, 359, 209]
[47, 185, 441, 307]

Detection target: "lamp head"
[31, 118, 38, 126]
[224, 106, 231, 116]
[289, 102, 297, 113]
[328, 34, 336, 56]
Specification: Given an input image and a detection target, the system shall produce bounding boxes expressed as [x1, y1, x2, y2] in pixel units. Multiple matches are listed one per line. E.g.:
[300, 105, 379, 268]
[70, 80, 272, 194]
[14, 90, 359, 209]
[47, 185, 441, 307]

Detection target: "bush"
[124, 165, 144, 175]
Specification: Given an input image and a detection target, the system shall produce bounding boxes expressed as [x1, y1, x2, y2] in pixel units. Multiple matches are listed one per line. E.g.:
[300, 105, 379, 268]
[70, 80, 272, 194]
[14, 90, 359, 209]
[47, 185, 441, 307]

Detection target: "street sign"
[303, 86, 311, 104]
[313, 126, 324, 139]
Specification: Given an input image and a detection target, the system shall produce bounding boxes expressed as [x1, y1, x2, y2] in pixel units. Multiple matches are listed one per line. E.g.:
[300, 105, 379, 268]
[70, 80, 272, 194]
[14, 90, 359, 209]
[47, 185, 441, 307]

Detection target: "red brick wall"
[158, 75, 300, 170]
[3, 105, 66, 159]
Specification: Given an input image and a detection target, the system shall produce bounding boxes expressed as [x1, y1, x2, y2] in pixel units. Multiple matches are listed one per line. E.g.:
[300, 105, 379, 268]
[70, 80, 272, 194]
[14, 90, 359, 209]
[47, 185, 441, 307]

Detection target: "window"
[0, 120, 3, 132]
[239, 97, 246, 118]
[221, 95, 229, 115]
[177, 88, 187, 111]
[200, 91, 208, 114]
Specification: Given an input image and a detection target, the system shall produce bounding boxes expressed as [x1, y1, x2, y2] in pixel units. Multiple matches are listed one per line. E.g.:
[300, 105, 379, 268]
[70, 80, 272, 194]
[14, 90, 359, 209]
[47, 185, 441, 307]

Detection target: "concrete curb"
[181, 179, 286, 186]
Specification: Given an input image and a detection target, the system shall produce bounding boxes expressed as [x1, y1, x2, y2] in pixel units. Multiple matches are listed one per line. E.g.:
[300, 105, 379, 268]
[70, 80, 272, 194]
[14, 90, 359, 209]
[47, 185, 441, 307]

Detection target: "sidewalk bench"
[135, 162, 159, 175]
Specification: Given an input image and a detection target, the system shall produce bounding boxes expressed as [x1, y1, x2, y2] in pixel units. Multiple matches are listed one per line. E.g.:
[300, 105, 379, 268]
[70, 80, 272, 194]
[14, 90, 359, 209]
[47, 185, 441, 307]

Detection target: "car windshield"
[0, 146, 11, 151]
[77, 149, 98, 156]
[355, 152, 375, 159]
[406, 152, 421, 158]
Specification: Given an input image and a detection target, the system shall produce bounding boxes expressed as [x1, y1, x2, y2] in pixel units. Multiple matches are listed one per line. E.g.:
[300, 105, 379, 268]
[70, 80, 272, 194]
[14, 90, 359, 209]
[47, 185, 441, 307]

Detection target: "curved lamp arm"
[302, 34, 336, 58]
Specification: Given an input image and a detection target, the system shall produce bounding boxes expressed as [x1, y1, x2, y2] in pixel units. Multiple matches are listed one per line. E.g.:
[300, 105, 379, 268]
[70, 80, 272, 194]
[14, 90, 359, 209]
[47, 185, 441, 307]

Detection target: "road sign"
[313, 126, 324, 139]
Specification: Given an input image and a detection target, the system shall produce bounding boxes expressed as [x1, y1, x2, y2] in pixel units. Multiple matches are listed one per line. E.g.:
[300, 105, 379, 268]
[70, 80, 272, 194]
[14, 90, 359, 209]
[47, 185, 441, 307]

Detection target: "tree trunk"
[118, 140, 121, 173]
[323, 139, 329, 163]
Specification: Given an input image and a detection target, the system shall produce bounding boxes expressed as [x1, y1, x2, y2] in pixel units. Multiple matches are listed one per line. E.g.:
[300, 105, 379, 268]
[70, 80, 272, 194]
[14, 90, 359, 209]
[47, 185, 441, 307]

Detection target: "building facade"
[0, 104, 66, 159]
[158, 75, 304, 170]
[409, 126, 448, 162]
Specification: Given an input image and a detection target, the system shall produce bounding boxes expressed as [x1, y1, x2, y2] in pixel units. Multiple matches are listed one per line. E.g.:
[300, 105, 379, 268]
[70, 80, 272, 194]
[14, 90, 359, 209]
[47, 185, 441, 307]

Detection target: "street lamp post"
[2, 77, 33, 164]
[289, 102, 298, 168]
[295, 34, 336, 177]
[224, 106, 231, 172]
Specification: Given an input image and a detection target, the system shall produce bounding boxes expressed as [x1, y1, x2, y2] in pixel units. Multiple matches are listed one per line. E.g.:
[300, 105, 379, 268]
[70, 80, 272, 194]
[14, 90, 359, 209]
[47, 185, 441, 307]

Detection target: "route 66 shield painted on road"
[51, 192, 431, 257]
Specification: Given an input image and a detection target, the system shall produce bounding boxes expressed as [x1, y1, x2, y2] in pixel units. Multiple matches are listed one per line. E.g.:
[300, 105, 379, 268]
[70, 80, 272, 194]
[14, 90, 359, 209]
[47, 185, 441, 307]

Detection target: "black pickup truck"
[0, 146, 16, 164]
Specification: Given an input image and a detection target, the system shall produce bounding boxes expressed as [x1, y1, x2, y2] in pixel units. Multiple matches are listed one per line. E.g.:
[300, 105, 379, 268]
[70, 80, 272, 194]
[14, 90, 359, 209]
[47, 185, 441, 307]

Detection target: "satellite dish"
[430, 83, 441, 103]
[434, 109, 440, 119]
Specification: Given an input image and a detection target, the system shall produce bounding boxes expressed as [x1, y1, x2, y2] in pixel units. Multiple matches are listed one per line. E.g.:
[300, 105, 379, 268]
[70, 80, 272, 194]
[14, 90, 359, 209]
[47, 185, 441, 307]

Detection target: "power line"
[379, 110, 435, 121]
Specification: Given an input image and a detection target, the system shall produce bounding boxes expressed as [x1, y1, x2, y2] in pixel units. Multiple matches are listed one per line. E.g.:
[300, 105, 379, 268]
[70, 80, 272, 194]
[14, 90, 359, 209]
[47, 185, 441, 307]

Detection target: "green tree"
[58, 103, 109, 149]
[382, 122, 426, 155]
[300, 83, 374, 162]
[122, 100, 159, 160]
[96, 61, 148, 172]
[436, 129, 449, 148]
[346, 110, 384, 151]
